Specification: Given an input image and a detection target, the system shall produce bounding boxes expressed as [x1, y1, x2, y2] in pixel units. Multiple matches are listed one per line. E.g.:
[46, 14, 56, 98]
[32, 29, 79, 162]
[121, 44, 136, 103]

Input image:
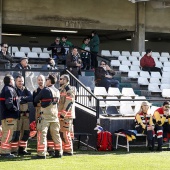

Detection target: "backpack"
[97, 131, 113, 151]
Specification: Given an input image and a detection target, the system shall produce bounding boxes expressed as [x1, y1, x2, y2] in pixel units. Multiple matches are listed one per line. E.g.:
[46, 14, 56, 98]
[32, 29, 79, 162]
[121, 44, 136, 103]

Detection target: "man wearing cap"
[47, 37, 65, 64]
[58, 74, 75, 156]
[32, 74, 62, 159]
[153, 101, 170, 151]
[0, 75, 20, 158]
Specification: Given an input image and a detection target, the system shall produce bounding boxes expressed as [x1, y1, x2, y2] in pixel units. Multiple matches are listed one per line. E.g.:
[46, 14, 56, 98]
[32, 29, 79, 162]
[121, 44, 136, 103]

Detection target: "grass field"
[0, 139, 170, 170]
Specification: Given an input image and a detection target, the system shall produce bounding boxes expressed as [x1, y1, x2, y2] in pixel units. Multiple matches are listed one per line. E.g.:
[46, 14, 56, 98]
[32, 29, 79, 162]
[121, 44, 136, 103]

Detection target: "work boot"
[1, 154, 16, 158]
[51, 150, 62, 158]
[48, 151, 55, 157]
[63, 152, 73, 156]
[31, 155, 46, 159]
[18, 147, 31, 155]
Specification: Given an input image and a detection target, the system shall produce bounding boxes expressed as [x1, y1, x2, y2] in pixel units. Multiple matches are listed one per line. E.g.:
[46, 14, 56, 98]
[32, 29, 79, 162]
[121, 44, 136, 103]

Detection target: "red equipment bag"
[97, 131, 113, 151]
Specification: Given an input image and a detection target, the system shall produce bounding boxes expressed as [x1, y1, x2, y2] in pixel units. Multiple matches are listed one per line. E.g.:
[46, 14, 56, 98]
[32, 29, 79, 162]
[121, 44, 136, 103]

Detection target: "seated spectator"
[140, 49, 162, 75]
[0, 43, 13, 69]
[95, 60, 119, 90]
[81, 38, 91, 70]
[42, 58, 58, 70]
[153, 101, 170, 151]
[47, 37, 65, 64]
[13, 57, 32, 78]
[135, 101, 155, 151]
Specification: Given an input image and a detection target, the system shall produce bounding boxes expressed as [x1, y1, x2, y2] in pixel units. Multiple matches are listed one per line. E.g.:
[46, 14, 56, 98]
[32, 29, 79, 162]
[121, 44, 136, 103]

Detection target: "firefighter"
[0, 75, 20, 158]
[32, 74, 62, 159]
[58, 74, 75, 156]
[153, 101, 170, 151]
[135, 101, 155, 151]
[15, 75, 33, 155]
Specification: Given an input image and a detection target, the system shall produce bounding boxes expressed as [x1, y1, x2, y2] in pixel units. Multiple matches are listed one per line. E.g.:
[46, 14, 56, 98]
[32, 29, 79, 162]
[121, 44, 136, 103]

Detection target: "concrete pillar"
[132, 2, 146, 53]
[0, 0, 2, 44]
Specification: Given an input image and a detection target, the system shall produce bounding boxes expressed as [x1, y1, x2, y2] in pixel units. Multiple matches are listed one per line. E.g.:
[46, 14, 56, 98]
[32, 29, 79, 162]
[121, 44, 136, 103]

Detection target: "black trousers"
[142, 67, 162, 76]
[91, 52, 98, 69]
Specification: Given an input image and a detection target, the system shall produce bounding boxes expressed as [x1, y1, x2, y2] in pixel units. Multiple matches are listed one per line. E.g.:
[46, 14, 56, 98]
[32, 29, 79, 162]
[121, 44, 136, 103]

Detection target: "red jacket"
[140, 54, 155, 68]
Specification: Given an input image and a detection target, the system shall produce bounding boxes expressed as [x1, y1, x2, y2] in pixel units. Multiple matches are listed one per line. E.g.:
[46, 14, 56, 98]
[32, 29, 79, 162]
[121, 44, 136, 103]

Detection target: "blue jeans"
[101, 78, 119, 90]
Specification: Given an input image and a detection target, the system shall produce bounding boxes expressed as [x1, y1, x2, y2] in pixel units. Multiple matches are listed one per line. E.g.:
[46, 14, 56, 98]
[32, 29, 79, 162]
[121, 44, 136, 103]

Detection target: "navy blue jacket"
[0, 85, 20, 119]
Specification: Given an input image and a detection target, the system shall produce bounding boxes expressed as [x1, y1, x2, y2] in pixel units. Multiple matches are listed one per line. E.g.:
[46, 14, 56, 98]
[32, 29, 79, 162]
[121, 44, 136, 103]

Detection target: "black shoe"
[1, 154, 16, 158]
[51, 150, 62, 158]
[11, 151, 18, 155]
[48, 151, 55, 157]
[31, 155, 46, 159]
[18, 151, 31, 155]
[156, 147, 162, 152]
[63, 152, 73, 156]
[148, 147, 154, 152]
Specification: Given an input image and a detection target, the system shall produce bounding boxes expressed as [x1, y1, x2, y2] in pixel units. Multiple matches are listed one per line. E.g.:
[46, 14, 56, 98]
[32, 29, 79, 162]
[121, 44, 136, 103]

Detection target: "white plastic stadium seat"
[128, 56, 138, 62]
[43, 48, 51, 54]
[105, 96, 120, 106]
[121, 60, 131, 66]
[130, 65, 141, 72]
[110, 60, 121, 67]
[150, 72, 162, 78]
[163, 67, 170, 72]
[108, 87, 122, 96]
[141, 52, 146, 56]
[128, 71, 139, 78]
[118, 56, 128, 61]
[27, 52, 38, 59]
[160, 84, 170, 90]
[111, 51, 121, 57]
[101, 50, 111, 57]
[148, 84, 161, 92]
[39, 53, 50, 59]
[131, 52, 141, 57]
[132, 60, 140, 66]
[119, 65, 130, 72]
[159, 57, 169, 62]
[152, 52, 160, 58]
[8, 46, 19, 54]
[161, 52, 170, 58]
[134, 96, 146, 105]
[138, 77, 149, 85]
[120, 96, 135, 106]
[162, 89, 170, 98]
[94, 87, 108, 96]
[152, 57, 159, 62]
[32, 47, 43, 54]
[161, 78, 170, 84]
[122, 88, 136, 97]
[150, 106, 159, 116]
[120, 104, 135, 116]
[155, 62, 163, 68]
[14, 51, 26, 58]
[20, 47, 31, 53]
[122, 51, 131, 57]
[149, 78, 161, 85]
[163, 62, 170, 67]
[162, 72, 169, 78]
[140, 71, 151, 78]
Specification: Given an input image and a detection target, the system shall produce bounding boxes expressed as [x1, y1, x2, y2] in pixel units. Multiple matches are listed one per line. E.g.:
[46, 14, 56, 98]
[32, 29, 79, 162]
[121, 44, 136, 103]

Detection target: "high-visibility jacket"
[58, 83, 75, 119]
[153, 107, 170, 126]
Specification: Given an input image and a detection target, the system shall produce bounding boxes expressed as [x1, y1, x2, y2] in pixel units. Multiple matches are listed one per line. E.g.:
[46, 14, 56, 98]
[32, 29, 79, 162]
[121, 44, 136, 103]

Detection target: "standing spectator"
[0, 43, 13, 69]
[135, 102, 155, 151]
[15, 75, 32, 155]
[0, 75, 20, 158]
[42, 58, 58, 70]
[95, 60, 119, 91]
[66, 47, 82, 86]
[140, 49, 162, 75]
[47, 37, 65, 64]
[33, 74, 62, 159]
[153, 101, 170, 151]
[81, 38, 91, 70]
[58, 74, 75, 156]
[90, 30, 100, 69]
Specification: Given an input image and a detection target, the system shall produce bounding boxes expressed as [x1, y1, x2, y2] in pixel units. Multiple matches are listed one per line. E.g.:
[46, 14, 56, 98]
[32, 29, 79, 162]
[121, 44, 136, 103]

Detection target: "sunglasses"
[3, 46, 8, 48]
[165, 106, 170, 109]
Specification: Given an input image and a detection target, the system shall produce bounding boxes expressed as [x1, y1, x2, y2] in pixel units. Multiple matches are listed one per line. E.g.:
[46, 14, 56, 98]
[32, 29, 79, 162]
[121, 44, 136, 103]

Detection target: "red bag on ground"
[97, 131, 113, 151]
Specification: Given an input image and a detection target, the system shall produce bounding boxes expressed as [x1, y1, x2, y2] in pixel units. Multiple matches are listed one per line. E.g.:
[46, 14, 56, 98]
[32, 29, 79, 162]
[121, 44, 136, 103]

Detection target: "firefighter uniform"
[58, 83, 75, 155]
[34, 85, 62, 158]
[135, 112, 155, 150]
[16, 86, 32, 154]
[0, 83, 20, 156]
[153, 107, 170, 148]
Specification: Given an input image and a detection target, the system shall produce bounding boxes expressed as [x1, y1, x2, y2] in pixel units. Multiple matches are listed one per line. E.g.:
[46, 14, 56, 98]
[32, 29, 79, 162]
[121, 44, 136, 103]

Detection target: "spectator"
[66, 47, 82, 86]
[140, 49, 162, 75]
[95, 60, 119, 91]
[61, 35, 73, 55]
[47, 37, 65, 64]
[81, 38, 91, 70]
[0, 43, 13, 69]
[90, 30, 100, 69]
[135, 101, 155, 151]
[153, 101, 170, 151]
[42, 58, 58, 70]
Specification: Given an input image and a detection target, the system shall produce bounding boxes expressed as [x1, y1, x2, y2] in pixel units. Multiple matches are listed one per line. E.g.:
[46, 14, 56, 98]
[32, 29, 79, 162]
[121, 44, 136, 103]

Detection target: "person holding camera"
[42, 58, 58, 70]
